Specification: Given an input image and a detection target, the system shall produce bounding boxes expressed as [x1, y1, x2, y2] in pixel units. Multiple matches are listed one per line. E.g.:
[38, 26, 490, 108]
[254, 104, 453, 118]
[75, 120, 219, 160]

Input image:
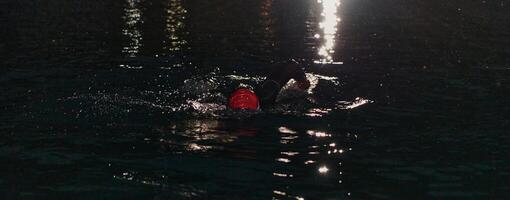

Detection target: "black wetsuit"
[255, 60, 308, 109]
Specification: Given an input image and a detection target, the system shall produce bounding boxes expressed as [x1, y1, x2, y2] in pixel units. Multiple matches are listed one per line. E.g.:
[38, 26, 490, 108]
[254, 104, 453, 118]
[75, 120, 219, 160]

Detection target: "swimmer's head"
[228, 88, 259, 111]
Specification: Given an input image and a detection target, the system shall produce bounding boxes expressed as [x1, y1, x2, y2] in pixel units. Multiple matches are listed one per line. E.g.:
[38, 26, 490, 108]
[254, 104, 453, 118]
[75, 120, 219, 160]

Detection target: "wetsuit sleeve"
[256, 60, 307, 109]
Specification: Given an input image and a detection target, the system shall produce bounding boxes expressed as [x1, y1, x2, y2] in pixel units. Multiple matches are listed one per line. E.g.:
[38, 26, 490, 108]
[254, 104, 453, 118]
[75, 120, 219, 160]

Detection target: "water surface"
[1, 0, 509, 199]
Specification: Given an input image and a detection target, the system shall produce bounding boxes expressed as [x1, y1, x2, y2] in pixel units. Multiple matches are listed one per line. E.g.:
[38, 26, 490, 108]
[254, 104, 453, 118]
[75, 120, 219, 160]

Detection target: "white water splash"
[336, 97, 374, 110]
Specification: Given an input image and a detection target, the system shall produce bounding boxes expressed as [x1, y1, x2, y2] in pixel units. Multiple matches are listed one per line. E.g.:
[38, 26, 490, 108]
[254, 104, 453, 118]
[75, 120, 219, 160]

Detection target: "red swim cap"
[228, 88, 259, 110]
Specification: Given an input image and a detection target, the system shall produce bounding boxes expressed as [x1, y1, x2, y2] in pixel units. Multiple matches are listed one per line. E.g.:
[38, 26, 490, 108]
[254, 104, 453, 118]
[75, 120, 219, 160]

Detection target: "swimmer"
[228, 59, 311, 111]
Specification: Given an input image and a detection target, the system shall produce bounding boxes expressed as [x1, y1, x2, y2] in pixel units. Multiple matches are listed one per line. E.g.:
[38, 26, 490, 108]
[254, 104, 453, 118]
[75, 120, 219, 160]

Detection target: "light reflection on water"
[272, 126, 357, 199]
[120, 0, 189, 69]
[110, 121, 359, 199]
[163, 0, 189, 69]
[314, 0, 342, 65]
[122, 0, 143, 58]
[164, 0, 188, 53]
[168, 120, 238, 150]
[337, 97, 374, 110]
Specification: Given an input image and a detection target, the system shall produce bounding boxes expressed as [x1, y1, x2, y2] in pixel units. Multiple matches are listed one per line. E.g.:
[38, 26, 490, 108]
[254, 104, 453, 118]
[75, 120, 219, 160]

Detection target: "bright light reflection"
[306, 130, 331, 137]
[318, 166, 329, 173]
[337, 97, 374, 110]
[122, 0, 143, 57]
[314, 0, 342, 64]
[281, 151, 299, 156]
[273, 172, 293, 178]
[278, 126, 297, 134]
[305, 107, 331, 117]
[162, 0, 189, 69]
[164, 0, 187, 52]
[185, 143, 214, 152]
[304, 160, 316, 164]
[281, 135, 299, 140]
[159, 120, 237, 154]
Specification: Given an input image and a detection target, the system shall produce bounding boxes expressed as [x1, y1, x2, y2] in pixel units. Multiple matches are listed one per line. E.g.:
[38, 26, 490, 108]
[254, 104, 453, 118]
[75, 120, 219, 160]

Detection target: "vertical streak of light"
[164, 0, 188, 53]
[273, 125, 297, 199]
[314, 0, 342, 64]
[122, 0, 143, 57]
[163, 0, 188, 68]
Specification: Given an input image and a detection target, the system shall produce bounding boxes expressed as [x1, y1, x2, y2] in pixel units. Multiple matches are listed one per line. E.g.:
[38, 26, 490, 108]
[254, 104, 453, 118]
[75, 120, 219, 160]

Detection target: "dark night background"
[1, 0, 509, 199]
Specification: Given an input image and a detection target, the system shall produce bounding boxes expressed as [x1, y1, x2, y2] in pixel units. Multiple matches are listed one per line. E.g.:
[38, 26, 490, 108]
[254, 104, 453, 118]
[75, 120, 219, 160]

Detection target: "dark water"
[1, 0, 510, 199]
